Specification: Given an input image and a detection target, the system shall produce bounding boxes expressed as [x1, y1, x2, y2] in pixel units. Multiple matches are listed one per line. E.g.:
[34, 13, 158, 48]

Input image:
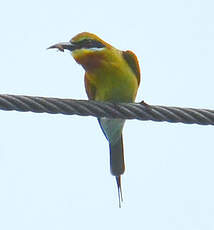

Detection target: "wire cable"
[0, 94, 213, 125]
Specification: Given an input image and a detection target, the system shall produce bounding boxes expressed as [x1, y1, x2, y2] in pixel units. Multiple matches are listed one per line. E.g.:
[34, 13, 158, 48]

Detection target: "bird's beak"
[47, 42, 76, 52]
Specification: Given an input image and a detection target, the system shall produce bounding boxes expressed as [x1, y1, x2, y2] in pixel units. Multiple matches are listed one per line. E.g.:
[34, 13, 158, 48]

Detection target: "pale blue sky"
[0, 0, 214, 229]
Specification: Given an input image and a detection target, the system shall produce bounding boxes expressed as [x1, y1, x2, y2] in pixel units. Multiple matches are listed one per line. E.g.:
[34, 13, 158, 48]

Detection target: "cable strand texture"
[0, 94, 214, 126]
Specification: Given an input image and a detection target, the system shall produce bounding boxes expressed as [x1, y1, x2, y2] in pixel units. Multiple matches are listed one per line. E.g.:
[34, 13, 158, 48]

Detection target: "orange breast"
[75, 52, 105, 72]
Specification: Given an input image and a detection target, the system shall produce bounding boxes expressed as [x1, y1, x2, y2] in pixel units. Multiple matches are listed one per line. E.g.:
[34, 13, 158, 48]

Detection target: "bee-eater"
[48, 32, 141, 207]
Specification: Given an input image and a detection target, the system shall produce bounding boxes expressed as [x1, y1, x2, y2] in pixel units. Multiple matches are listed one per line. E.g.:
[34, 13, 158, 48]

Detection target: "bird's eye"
[80, 39, 95, 48]
[84, 39, 93, 46]
[72, 39, 105, 50]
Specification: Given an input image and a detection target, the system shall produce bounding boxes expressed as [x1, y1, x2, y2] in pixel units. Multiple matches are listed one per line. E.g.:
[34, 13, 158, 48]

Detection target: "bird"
[48, 32, 141, 207]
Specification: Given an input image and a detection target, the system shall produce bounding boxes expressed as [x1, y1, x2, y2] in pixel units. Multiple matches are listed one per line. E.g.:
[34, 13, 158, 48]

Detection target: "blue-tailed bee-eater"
[48, 32, 141, 207]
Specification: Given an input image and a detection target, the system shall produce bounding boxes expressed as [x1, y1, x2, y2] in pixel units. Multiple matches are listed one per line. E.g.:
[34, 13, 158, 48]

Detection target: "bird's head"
[48, 32, 112, 71]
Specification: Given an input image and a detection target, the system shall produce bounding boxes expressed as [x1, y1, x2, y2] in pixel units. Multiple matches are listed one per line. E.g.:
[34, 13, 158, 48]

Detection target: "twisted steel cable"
[0, 94, 214, 125]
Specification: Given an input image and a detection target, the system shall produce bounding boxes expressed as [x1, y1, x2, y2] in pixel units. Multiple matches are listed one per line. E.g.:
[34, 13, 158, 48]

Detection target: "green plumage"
[49, 32, 141, 207]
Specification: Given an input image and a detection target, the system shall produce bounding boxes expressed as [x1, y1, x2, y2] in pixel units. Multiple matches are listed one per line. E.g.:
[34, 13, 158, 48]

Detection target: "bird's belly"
[95, 75, 138, 103]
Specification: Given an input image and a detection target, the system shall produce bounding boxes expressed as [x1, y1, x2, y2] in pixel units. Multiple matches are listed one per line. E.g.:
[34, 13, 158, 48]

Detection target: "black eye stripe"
[74, 39, 105, 49]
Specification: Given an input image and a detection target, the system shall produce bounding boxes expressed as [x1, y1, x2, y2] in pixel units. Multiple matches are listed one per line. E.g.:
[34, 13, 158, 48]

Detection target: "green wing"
[122, 50, 141, 86]
[84, 73, 96, 100]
